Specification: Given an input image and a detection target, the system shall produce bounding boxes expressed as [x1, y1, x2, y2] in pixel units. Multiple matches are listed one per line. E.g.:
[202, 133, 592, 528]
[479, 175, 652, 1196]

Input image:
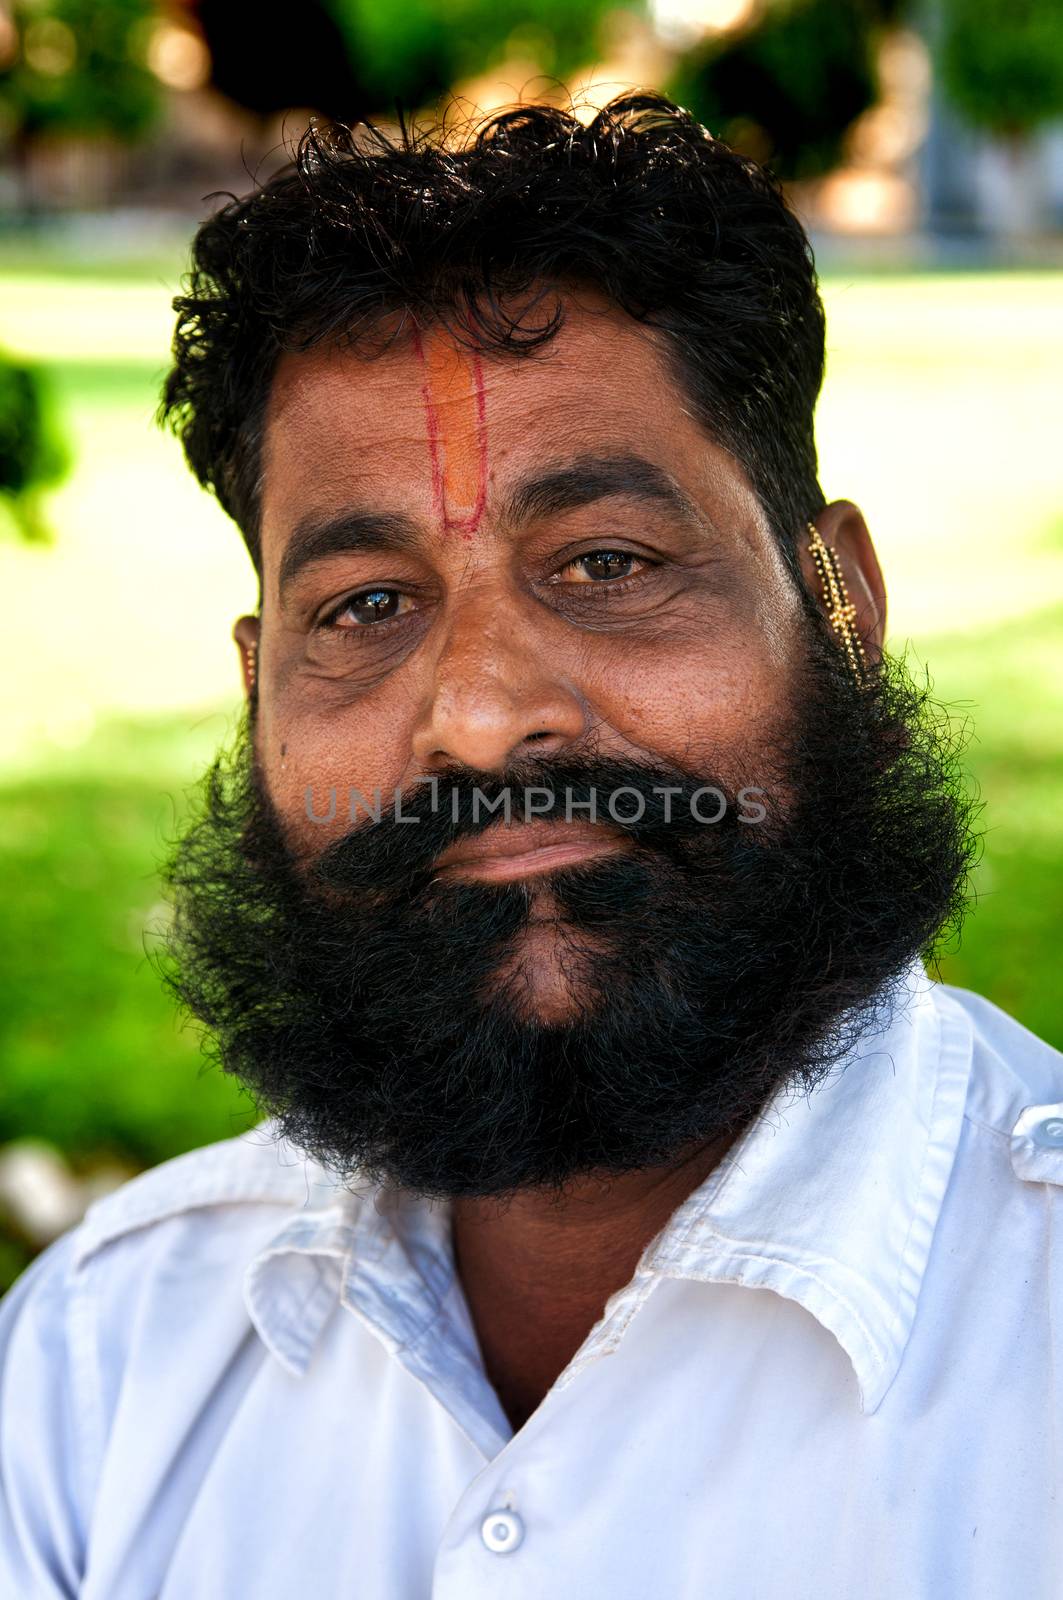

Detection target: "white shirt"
[2, 960, 1062, 1599]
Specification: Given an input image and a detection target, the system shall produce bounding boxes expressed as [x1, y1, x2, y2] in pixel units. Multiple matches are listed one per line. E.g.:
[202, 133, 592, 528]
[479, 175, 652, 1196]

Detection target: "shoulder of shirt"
[68, 1118, 354, 1274]
[930, 977, 1063, 1169]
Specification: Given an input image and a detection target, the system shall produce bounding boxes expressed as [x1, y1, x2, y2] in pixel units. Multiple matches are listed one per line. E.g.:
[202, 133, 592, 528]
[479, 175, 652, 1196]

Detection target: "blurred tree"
[191, 0, 626, 125]
[669, 0, 902, 182]
[0, 353, 68, 544]
[329, 0, 623, 92]
[194, 0, 373, 122]
[938, 0, 1063, 138]
[936, 0, 1063, 236]
[1, 0, 160, 141]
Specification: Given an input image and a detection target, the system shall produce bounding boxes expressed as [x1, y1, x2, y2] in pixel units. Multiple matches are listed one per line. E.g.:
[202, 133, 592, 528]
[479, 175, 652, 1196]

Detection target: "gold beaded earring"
[807, 522, 868, 682]
[245, 641, 258, 692]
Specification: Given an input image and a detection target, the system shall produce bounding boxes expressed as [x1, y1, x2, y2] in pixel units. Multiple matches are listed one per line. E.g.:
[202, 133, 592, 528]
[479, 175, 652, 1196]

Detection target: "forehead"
[259, 293, 759, 569]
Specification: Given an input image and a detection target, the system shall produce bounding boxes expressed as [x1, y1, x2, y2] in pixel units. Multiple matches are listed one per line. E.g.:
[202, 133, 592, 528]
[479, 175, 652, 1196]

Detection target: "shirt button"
[480, 1509, 524, 1554]
[1033, 1117, 1063, 1148]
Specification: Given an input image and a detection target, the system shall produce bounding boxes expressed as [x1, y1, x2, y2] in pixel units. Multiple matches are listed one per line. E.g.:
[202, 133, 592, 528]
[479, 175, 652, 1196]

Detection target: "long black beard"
[159, 631, 977, 1199]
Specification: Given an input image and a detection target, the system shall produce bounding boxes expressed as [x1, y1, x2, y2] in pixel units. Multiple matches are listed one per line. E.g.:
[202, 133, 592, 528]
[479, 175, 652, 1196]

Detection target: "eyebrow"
[278, 451, 710, 598]
[505, 451, 710, 533]
[279, 510, 422, 596]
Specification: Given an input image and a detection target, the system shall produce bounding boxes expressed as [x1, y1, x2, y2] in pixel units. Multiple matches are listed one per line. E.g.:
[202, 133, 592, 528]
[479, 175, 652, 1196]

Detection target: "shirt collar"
[244, 959, 974, 1416]
[243, 1180, 456, 1384]
[642, 959, 974, 1412]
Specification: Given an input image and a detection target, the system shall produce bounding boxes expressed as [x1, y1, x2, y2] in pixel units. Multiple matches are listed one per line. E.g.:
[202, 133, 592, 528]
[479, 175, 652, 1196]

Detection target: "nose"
[410, 600, 591, 773]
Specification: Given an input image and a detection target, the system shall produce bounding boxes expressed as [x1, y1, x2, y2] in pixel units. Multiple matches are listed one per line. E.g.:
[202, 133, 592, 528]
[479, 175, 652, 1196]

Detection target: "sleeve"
[0, 1230, 94, 1598]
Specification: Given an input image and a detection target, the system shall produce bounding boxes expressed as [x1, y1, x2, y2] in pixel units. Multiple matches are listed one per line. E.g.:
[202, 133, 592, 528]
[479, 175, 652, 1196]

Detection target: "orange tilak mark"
[412, 327, 488, 538]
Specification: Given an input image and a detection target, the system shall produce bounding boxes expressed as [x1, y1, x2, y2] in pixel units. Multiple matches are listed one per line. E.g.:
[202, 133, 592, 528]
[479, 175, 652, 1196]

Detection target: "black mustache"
[299, 754, 768, 895]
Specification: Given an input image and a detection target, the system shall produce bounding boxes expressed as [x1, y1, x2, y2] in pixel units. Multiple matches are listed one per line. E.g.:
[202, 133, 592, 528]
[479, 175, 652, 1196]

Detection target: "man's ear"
[798, 500, 887, 665]
[232, 614, 261, 701]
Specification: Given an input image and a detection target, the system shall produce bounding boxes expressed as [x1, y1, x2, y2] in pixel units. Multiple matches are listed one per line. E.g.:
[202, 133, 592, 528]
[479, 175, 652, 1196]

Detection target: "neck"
[450, 1130, 739, 1432]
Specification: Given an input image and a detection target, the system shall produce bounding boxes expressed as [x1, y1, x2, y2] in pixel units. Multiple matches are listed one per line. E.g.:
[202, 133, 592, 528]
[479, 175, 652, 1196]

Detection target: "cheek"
[252, 692, 415, 855]
[578, 616, 802, 781]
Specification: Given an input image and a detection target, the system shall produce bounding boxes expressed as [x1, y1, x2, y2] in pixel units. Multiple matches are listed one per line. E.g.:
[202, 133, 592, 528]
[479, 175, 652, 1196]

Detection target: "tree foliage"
[195, 0, 626, 125]
[327, 0, 621, 102]
[1, 0, 160, 141]
[938, 0, 1063, 137]
[669, 0, 898, 182]
[0, 355, 68, 543]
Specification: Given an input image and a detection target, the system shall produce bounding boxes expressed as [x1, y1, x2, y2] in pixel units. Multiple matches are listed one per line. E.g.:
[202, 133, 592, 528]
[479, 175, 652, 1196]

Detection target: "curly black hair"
[160, 91, 827, 584]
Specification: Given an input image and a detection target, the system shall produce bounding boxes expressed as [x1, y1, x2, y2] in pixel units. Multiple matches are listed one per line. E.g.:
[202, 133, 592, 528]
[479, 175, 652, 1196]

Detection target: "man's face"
[167, 290, 970, 1198]
[249, 292, 810, 1016]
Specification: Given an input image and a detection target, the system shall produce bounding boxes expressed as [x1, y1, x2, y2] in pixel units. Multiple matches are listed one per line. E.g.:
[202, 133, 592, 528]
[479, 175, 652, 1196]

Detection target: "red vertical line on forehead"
[411, 323, 447, 528]
[445, 352, 488, 540]
[413, 328, 490, 539]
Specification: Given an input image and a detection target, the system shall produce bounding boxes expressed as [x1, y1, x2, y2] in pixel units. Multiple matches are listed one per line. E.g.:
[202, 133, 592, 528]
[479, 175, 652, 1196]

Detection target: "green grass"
[916, 603, 1063, 1044]
[0, 727, 257, 1171]
[0, 709, 260, 1290]
[0, 261, 1061, 1292]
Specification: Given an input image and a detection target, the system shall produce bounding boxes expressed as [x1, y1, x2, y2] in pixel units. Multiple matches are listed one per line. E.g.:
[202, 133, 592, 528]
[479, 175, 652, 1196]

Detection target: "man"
[1, 92, 1060, 1598]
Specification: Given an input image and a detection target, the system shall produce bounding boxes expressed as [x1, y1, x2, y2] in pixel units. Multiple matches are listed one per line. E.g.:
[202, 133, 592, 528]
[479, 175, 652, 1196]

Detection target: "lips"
[431, 819, 631, 884]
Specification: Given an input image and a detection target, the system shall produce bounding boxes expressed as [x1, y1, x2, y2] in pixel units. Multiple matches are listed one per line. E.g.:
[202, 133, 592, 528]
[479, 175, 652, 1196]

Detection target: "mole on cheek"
[412, 326, 488, 539]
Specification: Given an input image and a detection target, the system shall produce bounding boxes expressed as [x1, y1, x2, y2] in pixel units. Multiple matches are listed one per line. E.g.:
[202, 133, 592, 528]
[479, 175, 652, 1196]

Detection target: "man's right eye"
[323, 589, 412, 628]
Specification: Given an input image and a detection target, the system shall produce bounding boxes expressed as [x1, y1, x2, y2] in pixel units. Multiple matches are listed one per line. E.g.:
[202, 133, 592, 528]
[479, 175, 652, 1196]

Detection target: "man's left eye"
[565, 550, 642, 583]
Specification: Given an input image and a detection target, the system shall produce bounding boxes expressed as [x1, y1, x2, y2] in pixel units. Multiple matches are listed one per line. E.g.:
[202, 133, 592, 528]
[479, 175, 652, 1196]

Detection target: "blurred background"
[0, 0, 1061, 1290]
